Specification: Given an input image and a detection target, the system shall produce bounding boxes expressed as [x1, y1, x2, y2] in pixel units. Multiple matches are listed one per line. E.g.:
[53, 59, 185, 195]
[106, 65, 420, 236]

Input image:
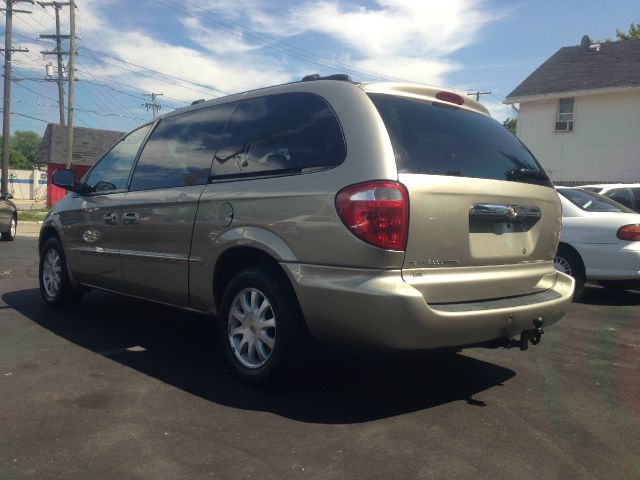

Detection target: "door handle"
[103, 212, 119, 225]
[122, 212, 140, 225]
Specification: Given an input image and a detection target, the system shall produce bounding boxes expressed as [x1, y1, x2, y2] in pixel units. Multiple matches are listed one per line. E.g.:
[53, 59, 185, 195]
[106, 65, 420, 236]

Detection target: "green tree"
[503, 117, 517, 134]
[12, 130, 42, 166]
[594, 22, 639, 43]
[616, 22, 640, 40]
[9, 150, 29, 169]
[0, 130, 42, 169]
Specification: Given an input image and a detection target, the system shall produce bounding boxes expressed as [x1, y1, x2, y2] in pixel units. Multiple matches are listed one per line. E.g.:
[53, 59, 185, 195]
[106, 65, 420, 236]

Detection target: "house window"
[555, 98, 574, 132]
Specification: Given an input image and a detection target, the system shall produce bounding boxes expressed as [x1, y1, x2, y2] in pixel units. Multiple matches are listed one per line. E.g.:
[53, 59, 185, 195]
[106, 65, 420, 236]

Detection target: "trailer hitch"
[509, 317, 544, 351]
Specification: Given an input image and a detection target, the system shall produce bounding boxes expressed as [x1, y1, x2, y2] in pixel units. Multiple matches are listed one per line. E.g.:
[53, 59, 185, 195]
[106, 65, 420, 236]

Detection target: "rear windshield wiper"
[510, 168, 548, 179]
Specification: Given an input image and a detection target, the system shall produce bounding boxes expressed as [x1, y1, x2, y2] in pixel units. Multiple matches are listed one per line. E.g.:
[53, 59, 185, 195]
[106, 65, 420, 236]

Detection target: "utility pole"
[1, 0, 33, 197]
[66, 0, 75, 168]
[466, 90, 491, 102]
[38, 1, 71, 125]
[143, 92, 163, 117]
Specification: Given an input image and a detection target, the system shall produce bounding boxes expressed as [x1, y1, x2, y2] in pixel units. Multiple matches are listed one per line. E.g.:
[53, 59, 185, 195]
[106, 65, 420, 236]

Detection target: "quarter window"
[211, 92, 345, 178]
[555, 98, 574, 132]
[130, 103, 236, 191]
[604, 188, 633, 209]
[84, 124, 152, 193]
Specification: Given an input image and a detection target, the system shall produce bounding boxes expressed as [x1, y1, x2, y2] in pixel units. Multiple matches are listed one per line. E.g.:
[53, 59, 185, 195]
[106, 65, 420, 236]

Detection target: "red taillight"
[435, 91, 464, 106]
[617, 224, 640, 241]
[335, 181, 409, 251]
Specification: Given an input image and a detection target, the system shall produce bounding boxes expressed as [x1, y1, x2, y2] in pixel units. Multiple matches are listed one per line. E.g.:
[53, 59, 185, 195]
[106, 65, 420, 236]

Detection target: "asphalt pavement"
[1, 227, 639, 479]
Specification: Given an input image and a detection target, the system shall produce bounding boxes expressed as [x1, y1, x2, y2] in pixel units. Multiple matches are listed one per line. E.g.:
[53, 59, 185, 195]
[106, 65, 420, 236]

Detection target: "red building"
[35, 124, 125, 207]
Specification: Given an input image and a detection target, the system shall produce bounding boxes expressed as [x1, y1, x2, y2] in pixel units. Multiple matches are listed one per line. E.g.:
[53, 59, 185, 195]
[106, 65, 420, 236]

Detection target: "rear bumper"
[283, 263, 574, 350]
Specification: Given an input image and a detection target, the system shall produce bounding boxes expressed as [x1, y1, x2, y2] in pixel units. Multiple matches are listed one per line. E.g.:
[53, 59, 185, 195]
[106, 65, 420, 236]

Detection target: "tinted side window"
[368, 93, 552, 187]
[605, 188, 633, 209]
[211, 92, 345, 178]
[130, 103, 236, 191]
[633, 188, 640, 207]
[559, 189, 633, 213]
[85, 125, 152, 193]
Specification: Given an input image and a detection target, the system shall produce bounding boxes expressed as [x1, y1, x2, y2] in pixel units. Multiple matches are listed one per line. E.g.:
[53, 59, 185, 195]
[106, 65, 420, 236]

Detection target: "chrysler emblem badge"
[507, 207, 518, 219]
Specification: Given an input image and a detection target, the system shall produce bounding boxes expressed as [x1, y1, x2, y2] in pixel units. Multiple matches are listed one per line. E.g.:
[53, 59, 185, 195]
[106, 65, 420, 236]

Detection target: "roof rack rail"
[301, 73, 353, 82]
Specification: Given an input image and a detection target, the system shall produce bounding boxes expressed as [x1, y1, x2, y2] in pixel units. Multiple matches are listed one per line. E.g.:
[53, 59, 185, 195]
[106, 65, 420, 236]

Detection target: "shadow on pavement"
[577, 284, 640, 307]
[4, 288, 515, 424]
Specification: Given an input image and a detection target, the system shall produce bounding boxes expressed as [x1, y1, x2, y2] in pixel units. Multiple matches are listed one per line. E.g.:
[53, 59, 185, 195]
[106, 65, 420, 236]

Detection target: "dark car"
[0, 192, 17, 241]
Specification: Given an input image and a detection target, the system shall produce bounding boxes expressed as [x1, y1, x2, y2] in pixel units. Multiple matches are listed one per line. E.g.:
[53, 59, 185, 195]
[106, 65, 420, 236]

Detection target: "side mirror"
[52, 169, 82, 193]
[2, 193, 13, 200]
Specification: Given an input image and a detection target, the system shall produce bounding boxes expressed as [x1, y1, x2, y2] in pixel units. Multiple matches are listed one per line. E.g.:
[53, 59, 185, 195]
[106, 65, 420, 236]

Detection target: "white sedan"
[555, 187, 640, 296]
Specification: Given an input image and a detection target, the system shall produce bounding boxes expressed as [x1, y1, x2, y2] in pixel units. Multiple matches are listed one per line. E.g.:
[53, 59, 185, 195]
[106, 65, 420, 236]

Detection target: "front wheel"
[39, 237, 83, 308]
[1, 215, 16, 241]
[555, 245, 585, 299]
[218, 266, 311, 386]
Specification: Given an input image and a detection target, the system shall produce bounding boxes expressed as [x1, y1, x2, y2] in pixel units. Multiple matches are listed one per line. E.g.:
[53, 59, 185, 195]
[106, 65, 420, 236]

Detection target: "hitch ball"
[511, 317, 545, 351]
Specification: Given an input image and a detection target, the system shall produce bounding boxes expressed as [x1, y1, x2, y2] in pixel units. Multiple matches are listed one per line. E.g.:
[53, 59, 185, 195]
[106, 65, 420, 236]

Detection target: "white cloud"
[483, 99, 515, 122]
[180, 18, 261, 56]
[8, 0, 506, 131]
[108, 32, 291, 101]
[193, 0, 501, 85]
[232, 0, 500, 84]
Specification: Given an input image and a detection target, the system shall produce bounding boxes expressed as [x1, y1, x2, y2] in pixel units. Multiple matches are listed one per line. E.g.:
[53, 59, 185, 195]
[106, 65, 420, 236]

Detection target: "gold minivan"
[41, 75, 574, 384]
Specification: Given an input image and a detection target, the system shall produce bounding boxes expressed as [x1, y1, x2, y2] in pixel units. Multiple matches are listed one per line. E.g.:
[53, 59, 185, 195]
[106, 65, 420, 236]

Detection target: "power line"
[2, 0, 34, 197]
[13, 96, 148, 119]
[81, 45, 229, 95]
[11, 28, 149, 127]
[37, 1, 72, 125]
[10, 110, 51, 123]
[12, 29, 213, 104]
[77, 76, 145, 100]
[13, 79, 59, 102]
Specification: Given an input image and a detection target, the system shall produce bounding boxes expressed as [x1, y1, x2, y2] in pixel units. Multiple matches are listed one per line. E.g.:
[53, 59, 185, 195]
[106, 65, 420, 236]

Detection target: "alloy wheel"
[42, 248, 62, 299]
[554, 255, 571, 275]
[227, 287, 276, 369]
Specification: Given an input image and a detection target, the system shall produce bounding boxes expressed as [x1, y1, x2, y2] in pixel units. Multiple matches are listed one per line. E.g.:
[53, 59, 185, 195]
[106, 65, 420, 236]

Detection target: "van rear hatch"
[366, 89, 561, 303]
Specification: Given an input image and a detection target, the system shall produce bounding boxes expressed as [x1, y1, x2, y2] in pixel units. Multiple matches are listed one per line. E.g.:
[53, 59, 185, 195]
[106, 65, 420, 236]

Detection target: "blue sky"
[4, 0, 639, 135]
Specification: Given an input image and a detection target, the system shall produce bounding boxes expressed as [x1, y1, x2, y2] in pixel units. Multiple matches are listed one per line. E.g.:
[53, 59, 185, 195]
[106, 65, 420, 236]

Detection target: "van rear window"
[368, 93, 552, 187]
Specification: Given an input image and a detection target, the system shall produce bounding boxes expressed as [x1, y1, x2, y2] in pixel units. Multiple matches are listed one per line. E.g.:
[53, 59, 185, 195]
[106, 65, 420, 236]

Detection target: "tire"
[599, 280, 639, 291]
[39, 237, 83, 308]
[218, 265, 311, 386]
[555, 244, 586, 299]
[1, 215, 16, 241]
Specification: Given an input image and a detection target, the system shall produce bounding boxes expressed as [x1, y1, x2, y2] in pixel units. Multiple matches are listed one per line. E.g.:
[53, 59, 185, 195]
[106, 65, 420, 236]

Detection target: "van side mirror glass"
[52, 169, 81, 193]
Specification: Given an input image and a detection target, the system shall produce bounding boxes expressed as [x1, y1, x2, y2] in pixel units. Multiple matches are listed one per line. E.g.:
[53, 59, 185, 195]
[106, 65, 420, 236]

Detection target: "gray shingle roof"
[506, 39, 640, 102]
[35, 124, 125, 166]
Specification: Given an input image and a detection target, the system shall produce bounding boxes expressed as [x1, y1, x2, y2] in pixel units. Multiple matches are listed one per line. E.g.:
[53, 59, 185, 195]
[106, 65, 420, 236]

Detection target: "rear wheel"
[555, 245, 585, 298]
[1, 215, 16, 241]
[39, 237, 83, 308]
[219, 265, 310, 386]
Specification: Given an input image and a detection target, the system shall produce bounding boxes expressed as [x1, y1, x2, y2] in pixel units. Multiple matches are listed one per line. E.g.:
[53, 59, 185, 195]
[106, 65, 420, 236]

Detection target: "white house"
[505, 36, 640, 185]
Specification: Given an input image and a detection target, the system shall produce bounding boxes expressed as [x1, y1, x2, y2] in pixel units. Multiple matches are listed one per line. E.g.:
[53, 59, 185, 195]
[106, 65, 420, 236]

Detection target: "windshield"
[558, 188, 635, 213]
[368, 93, 553, 187]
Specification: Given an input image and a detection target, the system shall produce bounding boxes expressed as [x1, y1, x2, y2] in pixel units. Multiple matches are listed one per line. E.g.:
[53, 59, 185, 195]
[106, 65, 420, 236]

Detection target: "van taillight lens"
[617, 224, 640, 241]
[335, 181, 409, 251]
